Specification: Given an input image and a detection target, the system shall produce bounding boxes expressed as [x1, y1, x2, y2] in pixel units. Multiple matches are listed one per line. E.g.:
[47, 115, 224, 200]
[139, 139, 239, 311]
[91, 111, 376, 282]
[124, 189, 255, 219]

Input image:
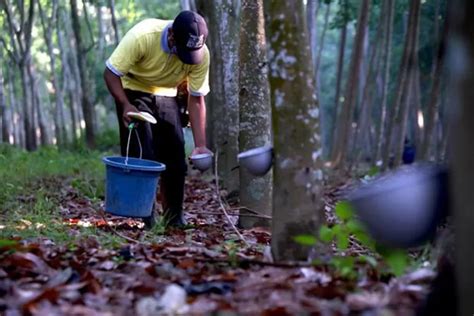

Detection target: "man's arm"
[103, 68, 138, 125]
[188, 94, 211, 155]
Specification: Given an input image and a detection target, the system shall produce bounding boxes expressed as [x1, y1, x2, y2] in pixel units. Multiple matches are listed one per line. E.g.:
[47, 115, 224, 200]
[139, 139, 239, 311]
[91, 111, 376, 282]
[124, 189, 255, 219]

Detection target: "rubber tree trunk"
[420, 33, 444, 160]
[449, 0, 474, 313]
[382, 1, 418, 169]
[7, 71, 20, 146]
[314, 3, 331, 79]
[392, 0, 421, 167]
[238, 0, 272, 228]
[39, 0, 67, 146]
[108, 0, 119, 46]
[266, 0, 324, 261]
[331, 22, 348, 155]
[306, 0, 319, 80]
[331, 0, 371, 168]
[196, 0, 241, 196]
[31, 70, 49, 146]
[70, 0, 96, 148]
[3, 0, 37, 150]
[375, 0, 395, 163]
[0, 54, 8, 143]
[180, 0, 196, 11]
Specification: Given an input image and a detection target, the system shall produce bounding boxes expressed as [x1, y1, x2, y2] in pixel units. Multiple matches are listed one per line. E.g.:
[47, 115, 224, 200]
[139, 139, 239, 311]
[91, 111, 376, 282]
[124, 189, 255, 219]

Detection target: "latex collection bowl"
[237, 145, 273, 176]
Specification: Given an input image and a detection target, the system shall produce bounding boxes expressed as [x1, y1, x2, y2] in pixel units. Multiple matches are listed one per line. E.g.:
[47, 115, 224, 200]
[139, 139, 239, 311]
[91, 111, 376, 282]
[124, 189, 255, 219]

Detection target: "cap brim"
[176, 46, 205, 65]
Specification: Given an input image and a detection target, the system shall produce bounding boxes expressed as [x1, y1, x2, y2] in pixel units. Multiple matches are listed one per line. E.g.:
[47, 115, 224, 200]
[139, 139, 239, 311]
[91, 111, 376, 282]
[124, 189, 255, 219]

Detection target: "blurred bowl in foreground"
[348, 165, 449, 248]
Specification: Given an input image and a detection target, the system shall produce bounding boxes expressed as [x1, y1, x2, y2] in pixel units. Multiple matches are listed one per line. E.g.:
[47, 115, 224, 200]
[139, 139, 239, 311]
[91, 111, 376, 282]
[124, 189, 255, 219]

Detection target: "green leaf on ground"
[293, 234, 317, 246]
[334, 201, 354, 221]
[318, 226, 333, 243]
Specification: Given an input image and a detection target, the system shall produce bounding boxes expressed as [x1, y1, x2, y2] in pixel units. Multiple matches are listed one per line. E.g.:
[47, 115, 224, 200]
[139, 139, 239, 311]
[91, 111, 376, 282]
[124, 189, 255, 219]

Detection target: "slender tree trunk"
[382, 2, 416, 169]
[450, 1, 474, 313]
[0, 54, 8, 143]
[353, 7, 385, 165]
[196, 0, 241, 196]
[2, 0, 37, 150]
[238, 0, 272, 228]
[332, 0, 371, 168]
[314, 3, 331, 78]
[180, 0, 196, 11]
[39, 0, 67, 146]
[420, 29, 445, 160]
[375, 0, 394, 163]
[7, 70, 20, 146]
[306, 0, 319, 77]
[56, 19, 78, 142]
[70, 0, 96, 148]
[96, 0, 105, 63]
[332, 23, 348, 154]
[266, 0, 324, 261]
[32, 71, 49, 146]
[392, 0, 421, 167]
[108, 0, 119, 46]
[19, 65, 36, 150]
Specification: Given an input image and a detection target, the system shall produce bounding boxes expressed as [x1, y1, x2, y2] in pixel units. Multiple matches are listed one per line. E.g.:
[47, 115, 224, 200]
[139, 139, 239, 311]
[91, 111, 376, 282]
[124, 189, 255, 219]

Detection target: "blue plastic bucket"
[102, 156, 166, 217]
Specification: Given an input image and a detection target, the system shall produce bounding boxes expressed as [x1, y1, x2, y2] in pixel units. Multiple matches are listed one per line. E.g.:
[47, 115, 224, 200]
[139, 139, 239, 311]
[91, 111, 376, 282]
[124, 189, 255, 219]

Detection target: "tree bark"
[196, 0, 241, 196]
[314, 2, 331, 79]
[449, 1, 474, 313]
[70, 0, 96, 148]
[1, 0, 37, 150]
[306, 0, 319, 80]
[392, 0, 421, 167]
[353, 6, 385, 165]
[108, 0, 119, 46]
[56, 15, 78, 143]
[0, 50, 8, 143]
[238, 0, 272, 229]
[7, 69, 20, 146]
[420, 27, 445, 160]
[180, 0, 196, 11]
[266, 0, 324, 261]
[39, 0, 67, 146]
[375, 0, 395, 163]
[331, 0, 371, 168]
[331, 21, 348, 155]
[31, 69, 49, 146]
[382, 1, 419, 169]
[96, 0, 106, 63]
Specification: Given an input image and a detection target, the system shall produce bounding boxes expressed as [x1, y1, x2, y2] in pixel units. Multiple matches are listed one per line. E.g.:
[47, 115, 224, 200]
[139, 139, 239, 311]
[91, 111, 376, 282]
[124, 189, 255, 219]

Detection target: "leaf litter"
[0, 176, 436, 315]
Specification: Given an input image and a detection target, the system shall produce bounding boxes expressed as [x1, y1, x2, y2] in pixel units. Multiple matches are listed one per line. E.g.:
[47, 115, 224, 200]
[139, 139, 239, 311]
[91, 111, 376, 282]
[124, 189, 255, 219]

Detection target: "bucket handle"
[124, 122, 143, 166]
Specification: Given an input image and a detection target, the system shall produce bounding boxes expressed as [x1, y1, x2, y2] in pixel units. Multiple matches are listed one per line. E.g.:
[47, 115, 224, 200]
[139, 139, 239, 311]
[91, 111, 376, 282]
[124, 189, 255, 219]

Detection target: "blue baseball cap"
[172, 11, 208, 65]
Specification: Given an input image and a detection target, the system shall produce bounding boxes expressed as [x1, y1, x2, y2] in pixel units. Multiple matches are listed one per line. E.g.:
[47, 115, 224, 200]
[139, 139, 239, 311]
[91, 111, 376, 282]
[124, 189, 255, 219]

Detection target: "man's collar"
[161, 23, 173, 54]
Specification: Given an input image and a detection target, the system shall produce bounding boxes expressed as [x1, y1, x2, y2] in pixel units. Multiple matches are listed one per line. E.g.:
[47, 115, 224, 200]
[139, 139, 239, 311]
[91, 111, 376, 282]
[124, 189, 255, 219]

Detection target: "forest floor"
[0, 148, 436, 315]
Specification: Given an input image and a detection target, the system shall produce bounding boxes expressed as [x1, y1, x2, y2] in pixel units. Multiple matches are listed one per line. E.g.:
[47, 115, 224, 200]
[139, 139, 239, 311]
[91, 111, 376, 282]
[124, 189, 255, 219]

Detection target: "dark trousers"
[115, 89, 187, 214]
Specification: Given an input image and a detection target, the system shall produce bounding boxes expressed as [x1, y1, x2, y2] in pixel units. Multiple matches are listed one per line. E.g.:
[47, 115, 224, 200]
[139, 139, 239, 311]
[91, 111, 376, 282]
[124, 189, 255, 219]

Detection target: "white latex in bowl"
[127, 111, 157, 124]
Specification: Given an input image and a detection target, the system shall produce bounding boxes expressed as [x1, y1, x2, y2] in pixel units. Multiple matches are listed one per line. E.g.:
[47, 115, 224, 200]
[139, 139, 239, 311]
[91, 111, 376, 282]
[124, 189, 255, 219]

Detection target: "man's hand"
[122, 103, 139, 126]
[191, 146, 213, 157]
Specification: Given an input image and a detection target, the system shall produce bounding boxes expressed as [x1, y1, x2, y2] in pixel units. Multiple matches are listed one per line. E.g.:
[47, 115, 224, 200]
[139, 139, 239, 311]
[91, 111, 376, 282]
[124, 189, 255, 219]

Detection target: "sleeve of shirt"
[188, 48, 210, 96]
[105, 31, 143, 77]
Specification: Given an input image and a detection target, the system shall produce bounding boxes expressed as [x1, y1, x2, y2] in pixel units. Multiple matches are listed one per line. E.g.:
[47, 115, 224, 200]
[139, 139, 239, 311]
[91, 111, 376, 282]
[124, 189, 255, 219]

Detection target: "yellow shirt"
[106, 19, 210, 97]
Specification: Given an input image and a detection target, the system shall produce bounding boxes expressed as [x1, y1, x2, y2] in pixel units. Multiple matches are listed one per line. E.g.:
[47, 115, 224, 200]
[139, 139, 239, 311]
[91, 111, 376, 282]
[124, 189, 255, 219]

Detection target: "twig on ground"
[188, 210, 271, 219]
[98, 210, 139, 244]
[229, 206, 271, 217]
[214, 152, 249, 247]
[166, 255, 311, 268]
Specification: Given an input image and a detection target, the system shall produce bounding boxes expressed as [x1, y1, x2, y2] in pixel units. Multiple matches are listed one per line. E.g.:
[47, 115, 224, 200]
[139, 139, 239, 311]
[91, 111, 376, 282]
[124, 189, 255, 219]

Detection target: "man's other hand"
[122, 103, 139, 126]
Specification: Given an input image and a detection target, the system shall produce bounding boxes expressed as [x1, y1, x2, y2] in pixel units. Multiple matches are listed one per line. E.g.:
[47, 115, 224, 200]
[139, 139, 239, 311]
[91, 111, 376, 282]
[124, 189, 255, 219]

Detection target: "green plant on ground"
[294, 201, 412, 278]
